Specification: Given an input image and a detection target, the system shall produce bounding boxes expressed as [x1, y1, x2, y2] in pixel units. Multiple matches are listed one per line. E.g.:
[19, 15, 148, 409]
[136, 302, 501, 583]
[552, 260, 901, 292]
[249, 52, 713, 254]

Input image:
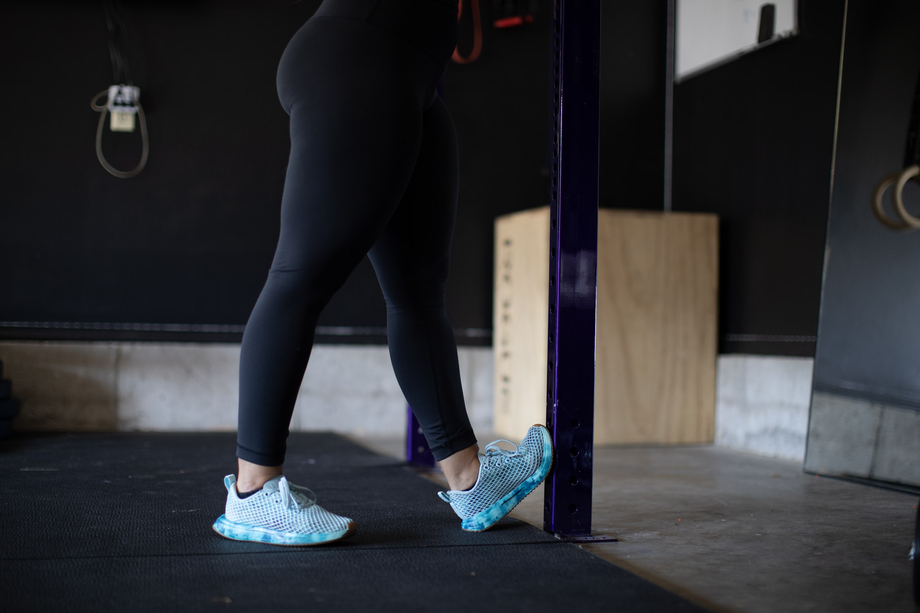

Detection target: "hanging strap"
[452, 0, 483, 64]
[903, 67, 920, 168]
[90, 86, 149, 179]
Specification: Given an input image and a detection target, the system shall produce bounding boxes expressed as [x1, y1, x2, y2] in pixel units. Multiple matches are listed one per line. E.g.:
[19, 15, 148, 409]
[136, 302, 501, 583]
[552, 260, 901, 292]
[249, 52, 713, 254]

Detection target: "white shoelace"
[480, 439, 528, 470]
[278, 477, 317, 511]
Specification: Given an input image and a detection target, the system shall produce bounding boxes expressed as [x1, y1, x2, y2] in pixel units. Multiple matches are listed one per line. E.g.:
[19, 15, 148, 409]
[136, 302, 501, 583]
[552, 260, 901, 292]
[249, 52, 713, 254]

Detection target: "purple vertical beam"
[406, 71, 447, 470]
[407, 405, 436, 467]
[544, 0, 601, 537]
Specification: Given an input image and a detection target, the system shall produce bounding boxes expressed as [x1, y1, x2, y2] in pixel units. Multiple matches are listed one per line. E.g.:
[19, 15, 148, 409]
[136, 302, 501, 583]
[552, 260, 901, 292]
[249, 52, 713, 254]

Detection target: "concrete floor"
[350, 434, 918, 613]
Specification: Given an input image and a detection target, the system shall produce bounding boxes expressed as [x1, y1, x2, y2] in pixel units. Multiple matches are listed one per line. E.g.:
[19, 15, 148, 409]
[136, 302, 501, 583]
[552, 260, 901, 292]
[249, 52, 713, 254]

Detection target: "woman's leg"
[367, 94, 480, 491]
[368, 95, 555, 529]
[235, 18, 429, 487]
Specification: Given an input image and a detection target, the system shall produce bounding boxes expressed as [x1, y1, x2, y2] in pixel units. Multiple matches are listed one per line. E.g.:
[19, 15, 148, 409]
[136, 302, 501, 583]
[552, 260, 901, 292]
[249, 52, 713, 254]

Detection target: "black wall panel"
[4, 1, 843, 356]
[0, 0, 668, 346]
[672, 1, 845, 356]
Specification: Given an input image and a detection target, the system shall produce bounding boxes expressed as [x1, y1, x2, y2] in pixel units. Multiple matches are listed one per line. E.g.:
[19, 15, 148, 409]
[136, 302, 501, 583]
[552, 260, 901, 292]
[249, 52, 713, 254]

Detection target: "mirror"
[804, 0, 920, 490]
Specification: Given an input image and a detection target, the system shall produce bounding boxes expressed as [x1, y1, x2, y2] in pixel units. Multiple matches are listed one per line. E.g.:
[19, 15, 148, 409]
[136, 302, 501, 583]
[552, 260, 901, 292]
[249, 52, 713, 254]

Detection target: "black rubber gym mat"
[1, 432, 557, 558]
[0, 432, 708, 612]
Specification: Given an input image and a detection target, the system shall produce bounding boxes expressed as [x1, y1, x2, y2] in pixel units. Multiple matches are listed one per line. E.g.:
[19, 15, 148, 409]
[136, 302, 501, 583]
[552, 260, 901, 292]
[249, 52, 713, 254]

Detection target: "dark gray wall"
[598, 1, 667, 211]
[673, 1, 845, 356]
[0, 0, 668, 345]
[1, 1, 320, 342]
[0, 0, 550, 344]
[812, 0, 920, 409]
[1, 1, 847, 356]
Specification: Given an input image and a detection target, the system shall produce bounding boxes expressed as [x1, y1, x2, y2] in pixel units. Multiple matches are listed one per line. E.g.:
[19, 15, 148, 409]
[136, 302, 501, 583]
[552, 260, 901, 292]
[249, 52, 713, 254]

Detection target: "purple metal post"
[406, 405, 436, 467]
[406, 69, 446, 470]
[544, 0, 602, 538]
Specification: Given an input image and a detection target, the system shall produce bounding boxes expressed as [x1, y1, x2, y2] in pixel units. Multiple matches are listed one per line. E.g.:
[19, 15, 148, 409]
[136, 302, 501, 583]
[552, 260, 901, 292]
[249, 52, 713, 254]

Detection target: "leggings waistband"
[312, 0, 459, 67]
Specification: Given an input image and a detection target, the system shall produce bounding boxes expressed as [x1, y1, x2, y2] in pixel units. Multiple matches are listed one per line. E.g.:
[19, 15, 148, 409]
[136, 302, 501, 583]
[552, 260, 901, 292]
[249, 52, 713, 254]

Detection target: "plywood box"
[493, 207, 718, 445]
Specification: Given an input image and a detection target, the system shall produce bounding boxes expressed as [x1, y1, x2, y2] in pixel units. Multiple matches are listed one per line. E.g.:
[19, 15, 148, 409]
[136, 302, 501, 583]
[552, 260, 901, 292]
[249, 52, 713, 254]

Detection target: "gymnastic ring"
[871, 171, 913, 230]
[892, 164, 920, 229]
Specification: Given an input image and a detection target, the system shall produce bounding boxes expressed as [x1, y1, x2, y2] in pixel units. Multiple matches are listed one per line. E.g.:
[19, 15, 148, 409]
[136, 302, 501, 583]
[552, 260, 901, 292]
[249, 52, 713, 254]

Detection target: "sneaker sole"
[460, 424, 554, 532]
[211, 516, 356, 546]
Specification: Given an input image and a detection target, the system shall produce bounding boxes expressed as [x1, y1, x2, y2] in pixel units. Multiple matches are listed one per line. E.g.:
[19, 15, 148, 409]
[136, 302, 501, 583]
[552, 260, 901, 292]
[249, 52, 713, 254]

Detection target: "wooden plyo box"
[493, 207, 719, 445]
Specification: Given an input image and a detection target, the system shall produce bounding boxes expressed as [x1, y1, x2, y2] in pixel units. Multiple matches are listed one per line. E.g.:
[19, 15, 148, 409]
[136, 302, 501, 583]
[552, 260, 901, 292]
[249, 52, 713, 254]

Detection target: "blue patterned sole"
[460, 426, 554, 532]
[212, 515, 356, 546]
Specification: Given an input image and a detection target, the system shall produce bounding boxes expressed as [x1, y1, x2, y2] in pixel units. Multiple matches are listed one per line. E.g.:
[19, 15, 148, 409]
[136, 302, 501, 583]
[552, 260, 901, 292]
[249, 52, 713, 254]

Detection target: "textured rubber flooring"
[0, 432, 708, 612]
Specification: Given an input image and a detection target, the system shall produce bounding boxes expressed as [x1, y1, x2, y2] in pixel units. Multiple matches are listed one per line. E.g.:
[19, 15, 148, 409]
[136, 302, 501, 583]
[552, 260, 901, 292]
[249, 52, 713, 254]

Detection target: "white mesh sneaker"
[438, 424, 553, 532]
[212, 474, 356, 546]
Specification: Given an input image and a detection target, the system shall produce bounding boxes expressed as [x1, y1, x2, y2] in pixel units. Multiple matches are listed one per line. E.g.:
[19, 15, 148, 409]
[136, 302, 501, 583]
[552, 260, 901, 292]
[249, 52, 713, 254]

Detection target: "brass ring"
[892, 164, 920, 229]
[872, 171, 913, 230]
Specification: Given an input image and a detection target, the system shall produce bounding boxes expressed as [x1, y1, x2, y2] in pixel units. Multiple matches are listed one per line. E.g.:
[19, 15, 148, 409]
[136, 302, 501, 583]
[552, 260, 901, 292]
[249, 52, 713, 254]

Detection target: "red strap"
[493, 16, 523, 29]
[452, 0, 482, 64]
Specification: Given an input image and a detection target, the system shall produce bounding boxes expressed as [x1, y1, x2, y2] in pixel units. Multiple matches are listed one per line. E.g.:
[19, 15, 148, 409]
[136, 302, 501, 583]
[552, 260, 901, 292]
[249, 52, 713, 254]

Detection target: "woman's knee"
[381, 277, 447, 311]
[263, 265, 338, 312]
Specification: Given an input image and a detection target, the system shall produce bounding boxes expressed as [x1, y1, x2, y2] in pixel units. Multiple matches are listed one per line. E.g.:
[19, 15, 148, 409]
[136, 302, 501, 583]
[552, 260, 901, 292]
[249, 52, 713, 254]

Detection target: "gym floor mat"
[1, 432, 708, 612]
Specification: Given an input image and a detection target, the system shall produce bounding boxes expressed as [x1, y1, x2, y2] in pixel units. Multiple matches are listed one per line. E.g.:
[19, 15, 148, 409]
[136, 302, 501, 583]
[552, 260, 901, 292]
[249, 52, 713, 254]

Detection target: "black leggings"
[236, 0, 476, 466]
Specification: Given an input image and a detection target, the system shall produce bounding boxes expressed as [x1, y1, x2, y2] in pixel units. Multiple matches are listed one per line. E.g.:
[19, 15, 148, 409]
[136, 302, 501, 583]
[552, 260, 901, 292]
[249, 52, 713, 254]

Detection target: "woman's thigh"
[368, 94, 460, 303]
[270, 17, 434, 290]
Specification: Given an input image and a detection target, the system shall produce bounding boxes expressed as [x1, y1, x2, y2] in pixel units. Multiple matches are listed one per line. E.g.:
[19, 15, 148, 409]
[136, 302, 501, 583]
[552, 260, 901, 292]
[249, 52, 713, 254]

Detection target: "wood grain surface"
[493, 207, 718, 444]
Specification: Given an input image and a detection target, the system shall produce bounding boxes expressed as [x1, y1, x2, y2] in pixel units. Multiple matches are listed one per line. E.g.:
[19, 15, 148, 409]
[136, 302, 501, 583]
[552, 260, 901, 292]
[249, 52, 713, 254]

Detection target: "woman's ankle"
[236, 458, 283, 493]
[439, 444, 481, 491]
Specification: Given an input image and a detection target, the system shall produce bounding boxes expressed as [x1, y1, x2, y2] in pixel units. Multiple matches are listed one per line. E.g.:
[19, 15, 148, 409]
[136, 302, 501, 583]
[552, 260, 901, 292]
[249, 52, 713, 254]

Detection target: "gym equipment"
[542, 0, 602, 541]
[871, 67, 920, 230]
[913, 499, 919, 605]
[89, 0, 149, 178]
[406, 405, 436, 468]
